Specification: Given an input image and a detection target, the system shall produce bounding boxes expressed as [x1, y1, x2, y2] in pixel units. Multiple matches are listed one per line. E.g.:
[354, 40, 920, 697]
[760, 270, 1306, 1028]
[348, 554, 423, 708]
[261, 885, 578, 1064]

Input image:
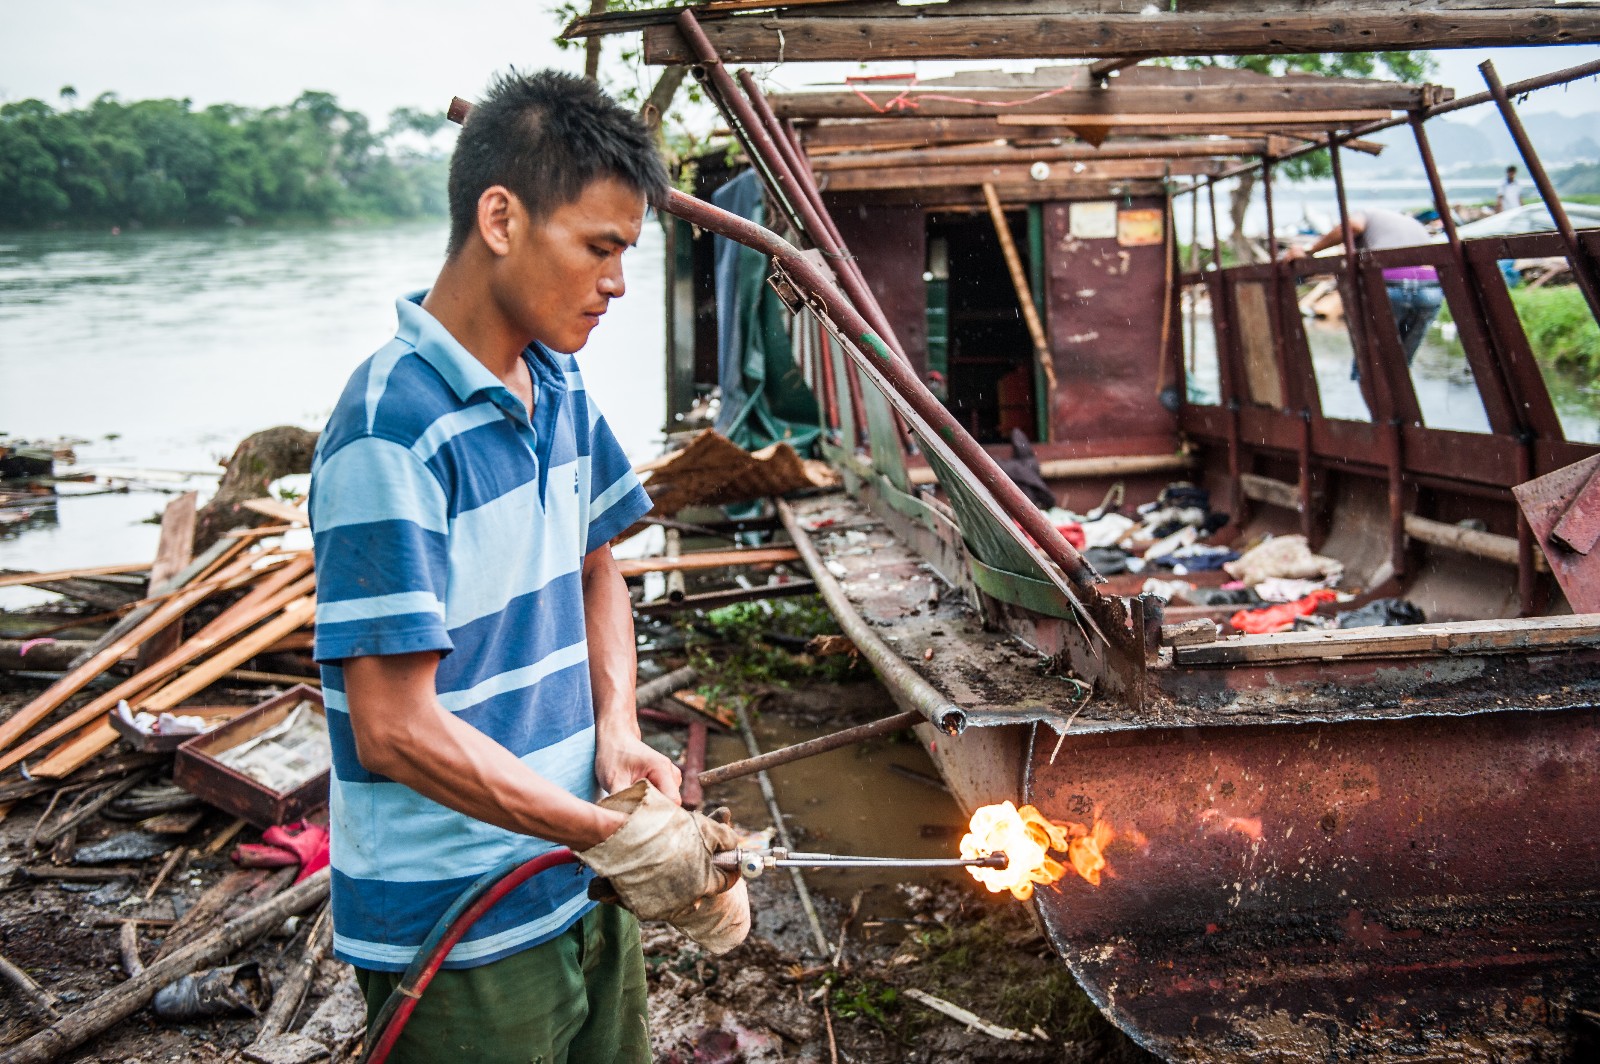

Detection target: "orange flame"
[960, 801, 1136, 900]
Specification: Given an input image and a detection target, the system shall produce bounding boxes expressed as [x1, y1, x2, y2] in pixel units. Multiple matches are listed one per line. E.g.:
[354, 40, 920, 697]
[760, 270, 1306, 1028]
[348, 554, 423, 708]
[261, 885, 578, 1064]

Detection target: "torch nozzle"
[717, 848, 1009, 879]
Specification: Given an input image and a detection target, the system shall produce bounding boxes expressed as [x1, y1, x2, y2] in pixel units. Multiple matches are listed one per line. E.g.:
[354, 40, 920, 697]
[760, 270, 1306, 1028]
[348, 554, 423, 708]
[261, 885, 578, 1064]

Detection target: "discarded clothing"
[1055, 521, 1086, 550]
[1141, 578, 1195, 602]
[1151, 545, 1239, 573]
[1230, 588, 1340, 635]
[1187, 587, 1263, 608]
[1083, 547, 1130, 576]
[1142, 525, 1197, 562]
[1254, 576, 1337, 603]
[1337, 598, 1426, 629]
[1081, 513, 1135, 549]
[1224, 535, 1344, 587]
[998, 429, 1056, 510]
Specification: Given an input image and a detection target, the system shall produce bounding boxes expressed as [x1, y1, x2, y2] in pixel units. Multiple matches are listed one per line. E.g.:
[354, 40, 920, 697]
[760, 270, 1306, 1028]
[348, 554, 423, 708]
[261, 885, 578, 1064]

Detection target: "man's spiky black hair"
[446, 70, 669, 255]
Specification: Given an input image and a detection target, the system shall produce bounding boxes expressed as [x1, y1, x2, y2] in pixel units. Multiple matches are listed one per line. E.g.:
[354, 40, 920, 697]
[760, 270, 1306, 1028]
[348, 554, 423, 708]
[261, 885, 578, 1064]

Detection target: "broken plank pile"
[0, 493, 317, 782]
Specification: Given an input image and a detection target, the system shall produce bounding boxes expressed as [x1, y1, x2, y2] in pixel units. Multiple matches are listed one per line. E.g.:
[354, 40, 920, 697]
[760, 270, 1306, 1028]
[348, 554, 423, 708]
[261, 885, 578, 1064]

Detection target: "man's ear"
[476, 186, 516, 257]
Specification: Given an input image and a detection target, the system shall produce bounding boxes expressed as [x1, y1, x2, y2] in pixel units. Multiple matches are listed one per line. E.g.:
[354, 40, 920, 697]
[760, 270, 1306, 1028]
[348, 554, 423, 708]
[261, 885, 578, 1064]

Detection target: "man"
[310, 71, 745, 1063]
[1497, 165, 1523, 214]
[1285, 206, 1443, 370]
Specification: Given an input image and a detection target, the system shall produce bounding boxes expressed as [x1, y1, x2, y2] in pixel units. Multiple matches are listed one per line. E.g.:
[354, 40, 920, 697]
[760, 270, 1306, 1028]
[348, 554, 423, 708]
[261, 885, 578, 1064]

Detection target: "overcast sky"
[3, 1, 1597, 127]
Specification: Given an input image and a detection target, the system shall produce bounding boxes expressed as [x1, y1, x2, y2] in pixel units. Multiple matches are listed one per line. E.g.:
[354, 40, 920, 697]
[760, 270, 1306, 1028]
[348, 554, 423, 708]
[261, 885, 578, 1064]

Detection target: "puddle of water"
[702, 706, 975, 932]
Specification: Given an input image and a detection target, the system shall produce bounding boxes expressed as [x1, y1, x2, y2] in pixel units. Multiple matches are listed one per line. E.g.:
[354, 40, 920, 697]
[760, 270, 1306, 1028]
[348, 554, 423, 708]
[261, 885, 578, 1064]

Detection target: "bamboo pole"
[983, 182, 1058, 440]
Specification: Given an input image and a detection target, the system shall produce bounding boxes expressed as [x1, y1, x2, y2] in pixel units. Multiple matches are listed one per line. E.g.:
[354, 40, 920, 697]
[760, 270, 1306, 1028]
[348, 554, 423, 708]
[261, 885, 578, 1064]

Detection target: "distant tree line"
[0, 90, 451, 228]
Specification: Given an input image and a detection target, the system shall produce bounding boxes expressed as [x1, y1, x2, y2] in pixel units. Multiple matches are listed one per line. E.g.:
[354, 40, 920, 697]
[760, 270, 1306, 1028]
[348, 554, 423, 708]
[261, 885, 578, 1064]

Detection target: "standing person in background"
[310, 70, 747, 1064]
[1285, 206, 1444, 374]
[1497, 165, 1523, 214]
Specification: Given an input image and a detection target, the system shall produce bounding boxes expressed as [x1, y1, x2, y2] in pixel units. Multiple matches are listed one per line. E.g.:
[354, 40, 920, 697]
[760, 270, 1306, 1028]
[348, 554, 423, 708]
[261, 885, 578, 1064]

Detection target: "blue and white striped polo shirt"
[309, 292, 651, 972]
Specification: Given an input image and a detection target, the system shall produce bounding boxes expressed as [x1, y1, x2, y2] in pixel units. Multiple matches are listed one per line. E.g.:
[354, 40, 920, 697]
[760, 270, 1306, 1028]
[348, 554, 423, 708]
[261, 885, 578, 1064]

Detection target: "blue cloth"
[1351, 280, 1444, 380]
[309, 293, 651, 972]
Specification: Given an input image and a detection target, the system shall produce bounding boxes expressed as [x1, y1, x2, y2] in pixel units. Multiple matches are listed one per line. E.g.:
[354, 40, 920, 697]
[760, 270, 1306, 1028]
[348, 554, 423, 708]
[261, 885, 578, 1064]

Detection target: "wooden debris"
[615, 546, 801, 578]
[247, 906, 333, 1054]
[901, 987, 1039, 1042]
[118, 921, 144, 978]
[0, 950, 62, 1022]
[0, 562, 150, 591]
[136, 491, 198, 668]
[0, 869, 329, 1064]
[668, 689, 736, 728]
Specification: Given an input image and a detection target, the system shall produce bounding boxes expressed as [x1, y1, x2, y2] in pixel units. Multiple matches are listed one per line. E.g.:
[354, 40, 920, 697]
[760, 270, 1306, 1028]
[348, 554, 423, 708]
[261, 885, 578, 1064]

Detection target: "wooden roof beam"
[808, 138, 1267, 172]
[797, 116, 1385, 155]
[770, 83, 1432, 120]
[643, 10, 1600, 64]
[815, 157, 1226, 193]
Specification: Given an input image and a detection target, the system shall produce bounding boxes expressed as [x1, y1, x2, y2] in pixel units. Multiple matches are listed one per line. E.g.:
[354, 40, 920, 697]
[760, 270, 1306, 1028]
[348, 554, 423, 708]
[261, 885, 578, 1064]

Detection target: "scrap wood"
[0, 543, 256, 756]
[0, 557, 314, 774]
[155, 869, 273, 961]
[118, 922, 144, 978]
[0, 950, 62, 1022]
[0, 753, 164, 805]
[615, 546, 801, 577]
[137, 491, 199, 669]
[630, 431, 838, 528]
[901, 987, 1040, 1042]
[0, 562, 150, 591]
[2, 579, 318, 777]
[0, 869, 330, 1064]
[666, 689, 736, 728]
[66, 533, 249, 671]
[240, 497, 310, 527]
[247, 905, 332, 1051]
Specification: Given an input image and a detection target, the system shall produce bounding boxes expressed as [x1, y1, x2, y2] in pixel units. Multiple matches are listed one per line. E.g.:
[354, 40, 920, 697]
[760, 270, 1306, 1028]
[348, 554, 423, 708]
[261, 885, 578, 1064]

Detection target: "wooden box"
[108, 704, 251, 753]
[174, 685, 329, 827]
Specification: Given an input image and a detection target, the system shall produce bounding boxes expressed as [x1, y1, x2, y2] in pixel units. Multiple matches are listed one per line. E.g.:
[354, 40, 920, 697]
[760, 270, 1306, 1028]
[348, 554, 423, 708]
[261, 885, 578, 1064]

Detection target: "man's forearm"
[583, 545, 639, 738]
[344, 653, 624, 850]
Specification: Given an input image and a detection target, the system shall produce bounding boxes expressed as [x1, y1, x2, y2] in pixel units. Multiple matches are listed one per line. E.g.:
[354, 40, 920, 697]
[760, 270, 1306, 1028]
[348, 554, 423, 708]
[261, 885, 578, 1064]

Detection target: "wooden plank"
[138, 595, 317, 712]
[28, 721, 120, 779]
[810, 138, 1267, 171]
[0, 562, 150, 590]
[776, 87, 1411, 120]
[615, 547, 800, 577]
[995, 110, 1397, 128]
[137, 492, 198, 670]
[818, 158, 1222, 192]
[0, 562, 317, 774]
[644, 11, 1600, 64]
[1402, 512, 1541, 570]
[239, 497, 308, 527]
[0, 546, 259, 757]
[1174, 614, 1600, 666]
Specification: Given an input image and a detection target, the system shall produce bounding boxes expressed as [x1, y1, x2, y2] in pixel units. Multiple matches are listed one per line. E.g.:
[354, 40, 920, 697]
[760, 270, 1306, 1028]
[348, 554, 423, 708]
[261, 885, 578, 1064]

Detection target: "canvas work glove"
[576, 781, 750, 954]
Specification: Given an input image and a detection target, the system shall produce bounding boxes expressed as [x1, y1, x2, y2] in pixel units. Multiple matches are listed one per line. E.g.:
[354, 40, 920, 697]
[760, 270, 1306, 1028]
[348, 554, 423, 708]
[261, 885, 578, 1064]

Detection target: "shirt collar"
[393, 291, 566, 414]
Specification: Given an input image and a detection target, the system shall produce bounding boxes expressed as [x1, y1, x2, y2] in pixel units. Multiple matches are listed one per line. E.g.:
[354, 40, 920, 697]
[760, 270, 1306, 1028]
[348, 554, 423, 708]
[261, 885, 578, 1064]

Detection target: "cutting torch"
[715, 847, 1008, 880]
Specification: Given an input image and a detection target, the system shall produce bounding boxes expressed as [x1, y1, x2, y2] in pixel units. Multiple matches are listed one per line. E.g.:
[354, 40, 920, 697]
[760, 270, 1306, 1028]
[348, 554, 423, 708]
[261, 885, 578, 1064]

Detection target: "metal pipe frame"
[1480, 59, 1600, 327]
[697, 708, 925, 786]
[658, 188, 1131, 651]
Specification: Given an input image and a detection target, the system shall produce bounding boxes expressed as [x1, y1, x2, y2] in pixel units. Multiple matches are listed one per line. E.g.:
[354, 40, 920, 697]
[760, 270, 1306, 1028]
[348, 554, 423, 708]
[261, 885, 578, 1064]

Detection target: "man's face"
[493, 176, 646, 354]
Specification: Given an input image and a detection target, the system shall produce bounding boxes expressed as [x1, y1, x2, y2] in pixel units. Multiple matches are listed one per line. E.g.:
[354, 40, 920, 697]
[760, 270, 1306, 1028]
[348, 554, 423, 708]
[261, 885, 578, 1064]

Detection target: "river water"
[4, 220, 1598, 604]
[0, 220, 667, 604]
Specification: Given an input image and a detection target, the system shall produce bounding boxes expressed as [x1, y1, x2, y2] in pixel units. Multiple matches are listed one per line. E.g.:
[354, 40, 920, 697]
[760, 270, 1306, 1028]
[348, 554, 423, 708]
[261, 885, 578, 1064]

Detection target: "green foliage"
[0, 91, 451, 228]
[831, 976, 901, 1027]
[687, 594, 871, 695]
[1511, 285, 1600, 374]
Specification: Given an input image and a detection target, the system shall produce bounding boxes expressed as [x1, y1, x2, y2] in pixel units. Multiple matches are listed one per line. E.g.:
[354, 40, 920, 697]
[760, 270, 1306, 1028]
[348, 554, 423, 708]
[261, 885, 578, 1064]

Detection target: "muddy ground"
[0, 658, 1152, 1062]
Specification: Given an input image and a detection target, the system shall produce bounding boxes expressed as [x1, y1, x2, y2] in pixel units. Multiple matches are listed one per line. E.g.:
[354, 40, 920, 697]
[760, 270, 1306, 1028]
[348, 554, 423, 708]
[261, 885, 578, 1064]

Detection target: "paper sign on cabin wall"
[1118, 209, 1165, 247]
[1069, 201, 1118, 240]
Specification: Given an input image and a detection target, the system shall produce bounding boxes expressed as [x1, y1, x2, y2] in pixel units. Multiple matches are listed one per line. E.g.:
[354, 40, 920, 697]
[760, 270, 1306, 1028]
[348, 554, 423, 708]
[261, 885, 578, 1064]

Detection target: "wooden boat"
[571, 3, 1600, 1058]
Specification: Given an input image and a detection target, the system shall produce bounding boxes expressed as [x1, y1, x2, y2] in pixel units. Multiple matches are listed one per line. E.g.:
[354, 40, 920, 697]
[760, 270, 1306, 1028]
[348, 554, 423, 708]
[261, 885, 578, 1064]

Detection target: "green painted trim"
[1027, 203, 1050, 442]
[860, 332, 895, 362]
[968, 553, 1078, 620]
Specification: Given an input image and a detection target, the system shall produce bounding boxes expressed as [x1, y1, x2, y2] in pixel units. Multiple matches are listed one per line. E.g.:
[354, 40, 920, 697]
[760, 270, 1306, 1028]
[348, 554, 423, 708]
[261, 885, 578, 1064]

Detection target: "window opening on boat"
[1506, 260, 1600, 444]
[1181, 281, 1221, 405]
[1400, 276, 1492, 435]
[1297, 270, 1374, 423]
[925, 210, 1039, 443]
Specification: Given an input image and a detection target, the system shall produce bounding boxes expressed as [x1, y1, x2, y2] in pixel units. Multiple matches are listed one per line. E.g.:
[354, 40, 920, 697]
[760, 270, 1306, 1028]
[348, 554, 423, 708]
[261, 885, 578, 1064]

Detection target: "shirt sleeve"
[310, 436, 454, 662]
[584, 410, 652, 554]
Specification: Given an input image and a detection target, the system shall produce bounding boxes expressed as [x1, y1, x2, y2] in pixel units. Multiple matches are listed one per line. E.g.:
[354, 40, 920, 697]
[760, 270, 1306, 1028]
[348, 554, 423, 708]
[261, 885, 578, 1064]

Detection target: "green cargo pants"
[355, 903, 651, 1064]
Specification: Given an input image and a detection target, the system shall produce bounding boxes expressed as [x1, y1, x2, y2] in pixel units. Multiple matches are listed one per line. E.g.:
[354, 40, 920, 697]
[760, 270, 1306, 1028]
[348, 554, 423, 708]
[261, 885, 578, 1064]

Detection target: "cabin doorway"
[925, 210, 1043, 444]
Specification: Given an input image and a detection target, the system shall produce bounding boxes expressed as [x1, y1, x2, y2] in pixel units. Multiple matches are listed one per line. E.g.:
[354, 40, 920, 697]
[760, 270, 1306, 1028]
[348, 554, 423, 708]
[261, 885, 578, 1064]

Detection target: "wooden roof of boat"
[564, 0, 1600, 64]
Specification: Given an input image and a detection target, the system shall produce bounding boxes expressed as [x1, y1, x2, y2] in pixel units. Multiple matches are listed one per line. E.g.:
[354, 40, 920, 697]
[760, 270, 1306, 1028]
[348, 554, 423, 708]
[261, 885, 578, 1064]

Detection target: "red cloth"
[1229, 588, 1338, 635]
[1055, 522, 1086, 550]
